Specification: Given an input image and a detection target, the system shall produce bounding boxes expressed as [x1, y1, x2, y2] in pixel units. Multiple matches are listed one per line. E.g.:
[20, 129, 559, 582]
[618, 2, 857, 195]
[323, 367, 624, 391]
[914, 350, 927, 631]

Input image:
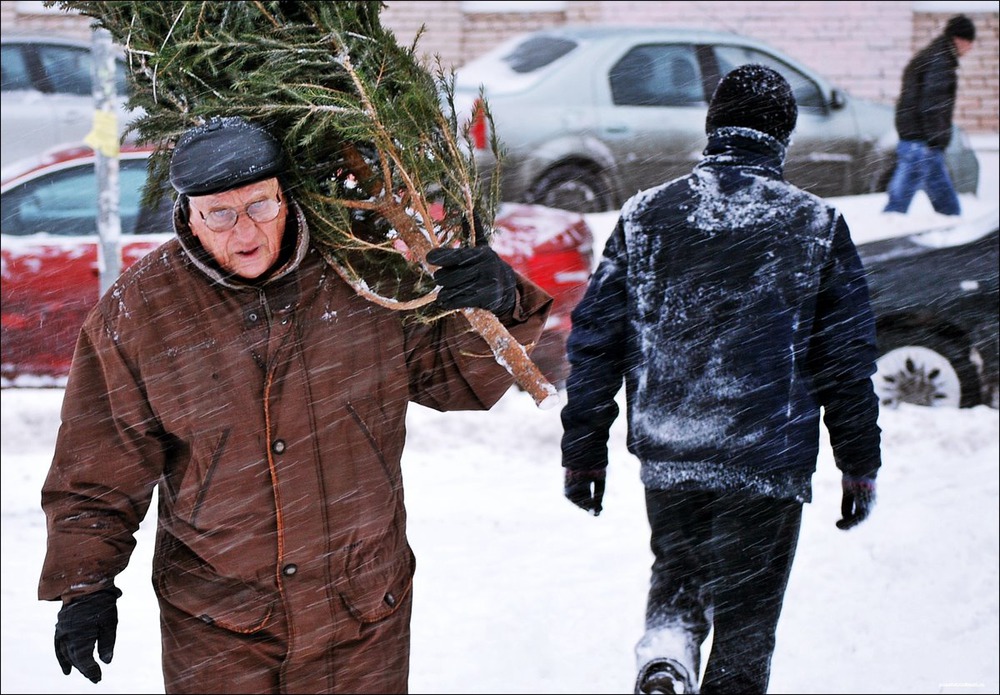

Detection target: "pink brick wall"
[3, 0, 996, 133]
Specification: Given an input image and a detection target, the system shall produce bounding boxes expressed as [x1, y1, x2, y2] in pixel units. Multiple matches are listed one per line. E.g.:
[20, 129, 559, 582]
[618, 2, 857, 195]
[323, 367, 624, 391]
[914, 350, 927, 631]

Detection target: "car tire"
[873, 330, 981, 408]
[526, 164, 613, 214]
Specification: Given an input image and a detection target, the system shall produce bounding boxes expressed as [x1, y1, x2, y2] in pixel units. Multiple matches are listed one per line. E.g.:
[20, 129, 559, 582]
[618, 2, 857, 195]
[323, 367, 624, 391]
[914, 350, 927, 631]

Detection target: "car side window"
[35, 44, 129, 97]
[713, 45, 824, 109]
[1, 45, 34, 91]
[610, 44, 704, 107]
[36, 45, 93, 96]
[1, 160, 151, 237]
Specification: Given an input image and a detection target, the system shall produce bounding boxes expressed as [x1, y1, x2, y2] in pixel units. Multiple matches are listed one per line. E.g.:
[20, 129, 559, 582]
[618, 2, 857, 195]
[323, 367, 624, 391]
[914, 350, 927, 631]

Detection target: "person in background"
[883, 14, 977, 217]
[560, 65, 882, 694]
[38, 116, 552, 694]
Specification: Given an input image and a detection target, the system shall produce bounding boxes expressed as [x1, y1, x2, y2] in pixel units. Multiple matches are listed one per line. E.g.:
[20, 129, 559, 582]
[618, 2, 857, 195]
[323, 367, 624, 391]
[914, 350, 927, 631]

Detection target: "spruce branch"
[49, 0, 558, 407]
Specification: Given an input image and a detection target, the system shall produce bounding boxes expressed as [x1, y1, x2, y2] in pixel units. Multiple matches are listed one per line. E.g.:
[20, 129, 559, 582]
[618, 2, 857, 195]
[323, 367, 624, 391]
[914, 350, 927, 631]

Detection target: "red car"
[1, 145, 593, 387]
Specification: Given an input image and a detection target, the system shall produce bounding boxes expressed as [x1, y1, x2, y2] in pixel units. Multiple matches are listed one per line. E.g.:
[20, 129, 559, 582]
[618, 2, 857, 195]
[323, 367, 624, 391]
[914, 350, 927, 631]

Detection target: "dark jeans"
[883, 139, 961, 216]
[639, 488, 803, 694]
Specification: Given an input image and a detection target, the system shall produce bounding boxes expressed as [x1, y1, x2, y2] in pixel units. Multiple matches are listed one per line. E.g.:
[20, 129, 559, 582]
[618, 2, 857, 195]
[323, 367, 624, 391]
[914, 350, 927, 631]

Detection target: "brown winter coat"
[38, 201, 552, 692]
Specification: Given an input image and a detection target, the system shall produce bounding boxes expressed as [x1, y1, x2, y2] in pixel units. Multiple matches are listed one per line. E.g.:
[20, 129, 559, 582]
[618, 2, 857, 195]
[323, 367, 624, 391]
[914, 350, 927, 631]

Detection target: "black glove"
[54, 587, 122, 683]
[426, 246, 517, 315]
[564, 468, 606, 516]
[836, 475, 876, 530]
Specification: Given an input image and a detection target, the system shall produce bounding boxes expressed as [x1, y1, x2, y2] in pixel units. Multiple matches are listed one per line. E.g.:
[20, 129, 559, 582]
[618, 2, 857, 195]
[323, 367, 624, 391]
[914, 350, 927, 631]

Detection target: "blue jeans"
[884, 139, 961, 216]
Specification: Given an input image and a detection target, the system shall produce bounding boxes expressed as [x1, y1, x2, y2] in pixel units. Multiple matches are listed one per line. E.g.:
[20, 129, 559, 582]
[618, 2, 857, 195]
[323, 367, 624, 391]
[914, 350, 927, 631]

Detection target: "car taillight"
[469, 98, 488, 151]
[522, 249, 590, 305]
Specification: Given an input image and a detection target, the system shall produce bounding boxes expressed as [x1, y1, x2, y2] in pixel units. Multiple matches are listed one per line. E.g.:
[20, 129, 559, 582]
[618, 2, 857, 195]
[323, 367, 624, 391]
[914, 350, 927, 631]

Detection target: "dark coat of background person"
[560, 65, 881, 694]
[37, 118, 552, 694]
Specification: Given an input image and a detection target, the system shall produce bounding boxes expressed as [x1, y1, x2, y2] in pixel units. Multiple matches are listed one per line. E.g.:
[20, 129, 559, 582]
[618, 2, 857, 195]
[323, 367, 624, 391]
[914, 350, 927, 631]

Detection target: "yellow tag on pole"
[83, 111, 120, 157]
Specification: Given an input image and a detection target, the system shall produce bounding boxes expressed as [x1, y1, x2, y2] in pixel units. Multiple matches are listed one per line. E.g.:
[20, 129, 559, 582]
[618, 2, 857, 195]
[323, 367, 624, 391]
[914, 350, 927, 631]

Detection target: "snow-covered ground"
[2, 388, 998, 695]
[2, 139, 997, 694]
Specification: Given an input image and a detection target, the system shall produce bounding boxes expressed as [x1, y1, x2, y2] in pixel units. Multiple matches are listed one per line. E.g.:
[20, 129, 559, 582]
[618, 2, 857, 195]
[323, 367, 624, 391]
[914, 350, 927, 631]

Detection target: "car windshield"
[502, 35, 577, 73]
[457, 34, 580, 96]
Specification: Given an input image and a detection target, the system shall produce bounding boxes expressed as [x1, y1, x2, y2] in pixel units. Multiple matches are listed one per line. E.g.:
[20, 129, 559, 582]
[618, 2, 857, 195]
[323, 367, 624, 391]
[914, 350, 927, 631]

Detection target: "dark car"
[454, 26, 980, 213]
[1, 145, 593, 387]
[858, 211, 999, 409]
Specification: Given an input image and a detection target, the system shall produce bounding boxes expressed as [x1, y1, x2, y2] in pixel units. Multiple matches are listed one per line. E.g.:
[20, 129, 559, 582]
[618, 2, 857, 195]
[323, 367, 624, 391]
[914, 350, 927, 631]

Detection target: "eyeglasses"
[196, 192, 283, 232]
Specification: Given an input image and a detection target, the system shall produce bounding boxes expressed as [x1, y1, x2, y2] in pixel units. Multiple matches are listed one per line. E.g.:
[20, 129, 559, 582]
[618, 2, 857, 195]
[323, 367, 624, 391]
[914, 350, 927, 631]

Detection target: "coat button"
[384, 592, 396, 607]
[272, 439, 286, 454]
[282, 564, 298, 576]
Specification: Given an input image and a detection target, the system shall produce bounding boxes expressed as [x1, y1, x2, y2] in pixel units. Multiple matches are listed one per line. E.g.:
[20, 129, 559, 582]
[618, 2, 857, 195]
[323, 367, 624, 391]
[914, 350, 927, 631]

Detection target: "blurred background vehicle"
[453, 26, 980, 213]
[1, 34, 138, 169]
[0, 145, 593, 387]
[858, 210, 999, 410]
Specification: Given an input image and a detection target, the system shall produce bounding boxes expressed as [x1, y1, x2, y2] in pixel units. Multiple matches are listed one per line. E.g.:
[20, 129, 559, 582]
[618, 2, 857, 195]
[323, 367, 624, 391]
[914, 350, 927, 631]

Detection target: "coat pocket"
[155, 537, 276, 634]
[337, 544, 415, 624]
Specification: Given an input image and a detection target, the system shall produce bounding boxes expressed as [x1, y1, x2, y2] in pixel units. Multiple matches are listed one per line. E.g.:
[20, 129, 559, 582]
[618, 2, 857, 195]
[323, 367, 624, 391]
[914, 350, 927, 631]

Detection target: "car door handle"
[603, 124, 630, 134]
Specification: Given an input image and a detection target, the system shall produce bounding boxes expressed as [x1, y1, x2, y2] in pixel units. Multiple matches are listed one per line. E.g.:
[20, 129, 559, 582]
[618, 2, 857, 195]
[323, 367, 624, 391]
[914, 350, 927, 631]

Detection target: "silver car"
[1, 34, 138, 170]
[454, 26, 980, 213]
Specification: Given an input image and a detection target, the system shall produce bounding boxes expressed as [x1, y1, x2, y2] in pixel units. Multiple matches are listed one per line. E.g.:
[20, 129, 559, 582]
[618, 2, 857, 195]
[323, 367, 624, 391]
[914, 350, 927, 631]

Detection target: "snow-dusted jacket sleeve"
[806, 214, 882, 479]
[559, 219, 630, 472]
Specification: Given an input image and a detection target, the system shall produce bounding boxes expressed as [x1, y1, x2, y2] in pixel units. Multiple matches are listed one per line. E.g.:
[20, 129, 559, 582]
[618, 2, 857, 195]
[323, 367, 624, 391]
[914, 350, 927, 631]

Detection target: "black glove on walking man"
[426, 246, 518, 316]
[836, 475, 876, 530]
[564, 468, 607, 516]
[54, 587, 122, 683]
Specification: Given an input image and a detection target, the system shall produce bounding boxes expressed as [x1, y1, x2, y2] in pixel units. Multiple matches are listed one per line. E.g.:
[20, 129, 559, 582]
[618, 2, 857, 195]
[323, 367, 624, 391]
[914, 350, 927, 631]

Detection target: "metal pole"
[89, 27, 121, 297]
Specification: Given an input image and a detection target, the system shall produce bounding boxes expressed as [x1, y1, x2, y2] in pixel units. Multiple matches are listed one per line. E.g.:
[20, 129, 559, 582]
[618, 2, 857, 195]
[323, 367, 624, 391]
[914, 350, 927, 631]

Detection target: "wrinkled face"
[188, 177, 286, 279]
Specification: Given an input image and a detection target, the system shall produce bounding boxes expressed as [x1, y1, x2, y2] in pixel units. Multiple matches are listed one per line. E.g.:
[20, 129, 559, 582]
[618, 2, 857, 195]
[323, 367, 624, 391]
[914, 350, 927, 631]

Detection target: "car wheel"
[873, 332, 980, 408]
[526, 164, 612, 214]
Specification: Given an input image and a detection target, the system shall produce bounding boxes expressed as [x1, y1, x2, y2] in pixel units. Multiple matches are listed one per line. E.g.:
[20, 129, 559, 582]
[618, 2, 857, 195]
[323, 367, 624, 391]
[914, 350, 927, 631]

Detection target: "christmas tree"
[50, 0, 558, 407]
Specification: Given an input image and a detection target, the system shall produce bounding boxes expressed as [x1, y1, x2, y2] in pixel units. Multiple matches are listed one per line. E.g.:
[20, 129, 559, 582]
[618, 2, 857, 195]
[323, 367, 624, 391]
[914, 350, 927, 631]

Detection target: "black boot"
[634, 658, 696, 694]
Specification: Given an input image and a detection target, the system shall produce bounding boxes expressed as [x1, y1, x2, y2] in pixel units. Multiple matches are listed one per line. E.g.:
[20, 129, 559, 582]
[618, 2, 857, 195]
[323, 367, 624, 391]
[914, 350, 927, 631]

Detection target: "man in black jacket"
[560, 65, 882, 694]
[884, 14, 976, 216]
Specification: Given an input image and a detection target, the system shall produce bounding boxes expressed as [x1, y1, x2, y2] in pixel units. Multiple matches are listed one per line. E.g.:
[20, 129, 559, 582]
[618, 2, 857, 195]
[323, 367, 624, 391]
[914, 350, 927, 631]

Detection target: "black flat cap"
[170, 117, 285, 196]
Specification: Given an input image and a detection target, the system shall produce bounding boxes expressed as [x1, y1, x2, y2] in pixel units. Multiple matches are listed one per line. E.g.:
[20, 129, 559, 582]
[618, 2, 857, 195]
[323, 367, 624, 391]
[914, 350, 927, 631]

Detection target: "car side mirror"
[828, 88, 847, 110]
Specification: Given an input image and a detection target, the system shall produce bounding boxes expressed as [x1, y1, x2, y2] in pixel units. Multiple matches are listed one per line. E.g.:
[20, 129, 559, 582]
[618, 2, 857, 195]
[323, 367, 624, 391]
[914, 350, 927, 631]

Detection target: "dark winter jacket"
[38, 199, 551, 691]
[560, 127, 881, 502]
[895, 32, 961, 150]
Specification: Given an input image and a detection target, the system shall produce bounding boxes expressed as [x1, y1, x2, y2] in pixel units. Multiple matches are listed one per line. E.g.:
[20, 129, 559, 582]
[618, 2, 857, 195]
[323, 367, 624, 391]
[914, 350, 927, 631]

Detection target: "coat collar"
[697, 127, 788, 179]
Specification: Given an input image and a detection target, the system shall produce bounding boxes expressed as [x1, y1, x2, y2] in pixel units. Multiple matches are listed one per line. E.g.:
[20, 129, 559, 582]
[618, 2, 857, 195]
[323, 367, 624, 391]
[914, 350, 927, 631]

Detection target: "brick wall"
[3, 0, 996, 133]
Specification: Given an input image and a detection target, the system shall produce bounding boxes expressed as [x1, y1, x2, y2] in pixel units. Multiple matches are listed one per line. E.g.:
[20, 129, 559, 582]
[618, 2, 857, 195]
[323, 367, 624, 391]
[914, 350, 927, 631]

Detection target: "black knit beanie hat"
[170, 117, 285, 196]
[705, 64, 798, 145]
[945, 15, 976, 42]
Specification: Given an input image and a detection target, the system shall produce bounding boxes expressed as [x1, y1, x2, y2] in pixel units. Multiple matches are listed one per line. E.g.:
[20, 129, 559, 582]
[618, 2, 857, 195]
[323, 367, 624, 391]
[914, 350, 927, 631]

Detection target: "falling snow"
[1, 142, 996, 695]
